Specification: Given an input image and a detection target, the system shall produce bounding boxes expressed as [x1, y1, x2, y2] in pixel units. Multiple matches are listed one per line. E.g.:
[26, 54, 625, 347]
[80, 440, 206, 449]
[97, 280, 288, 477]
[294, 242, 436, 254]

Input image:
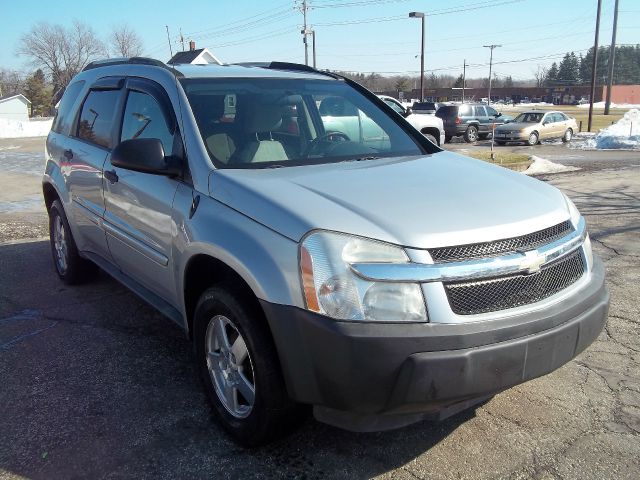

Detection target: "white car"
[378, 95, 445, 146]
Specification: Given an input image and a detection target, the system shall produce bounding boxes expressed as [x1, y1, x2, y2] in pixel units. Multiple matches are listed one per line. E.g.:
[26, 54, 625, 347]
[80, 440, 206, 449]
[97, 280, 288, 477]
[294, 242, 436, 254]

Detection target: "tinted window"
[474, 106, 487, 116]
[486, 106, 498, 116]
[120, 91, 174, 154]
[77, 90, 120, 148]
[436, 105, 460, 118]
[51, 81, 85, 134]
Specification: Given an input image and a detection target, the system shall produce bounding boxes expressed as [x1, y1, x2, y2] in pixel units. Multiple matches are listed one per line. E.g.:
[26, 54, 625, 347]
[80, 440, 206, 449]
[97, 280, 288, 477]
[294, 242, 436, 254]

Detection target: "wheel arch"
[420, 127, 441, 145]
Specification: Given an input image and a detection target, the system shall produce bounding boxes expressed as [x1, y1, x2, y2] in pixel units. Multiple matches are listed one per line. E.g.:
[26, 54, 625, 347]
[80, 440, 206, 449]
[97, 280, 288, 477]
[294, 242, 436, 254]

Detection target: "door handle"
[63, 149, 73, 160]
[104, 170, 119, 184]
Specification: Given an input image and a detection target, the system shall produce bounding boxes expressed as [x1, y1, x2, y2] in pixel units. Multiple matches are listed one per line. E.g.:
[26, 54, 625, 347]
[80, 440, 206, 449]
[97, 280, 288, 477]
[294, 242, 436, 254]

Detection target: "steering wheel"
[304, 131, 351, 157]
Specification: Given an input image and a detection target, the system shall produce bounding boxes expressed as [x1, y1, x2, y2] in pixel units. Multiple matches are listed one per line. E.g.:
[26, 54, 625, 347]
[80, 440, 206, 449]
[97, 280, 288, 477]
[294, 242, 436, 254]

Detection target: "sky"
[0, 0, 638, 81]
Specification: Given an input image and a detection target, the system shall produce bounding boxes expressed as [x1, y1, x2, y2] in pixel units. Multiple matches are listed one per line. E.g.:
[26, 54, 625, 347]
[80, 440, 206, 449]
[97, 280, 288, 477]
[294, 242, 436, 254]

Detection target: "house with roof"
[168, 41, 222, 65]
[0, 94, 31, 121]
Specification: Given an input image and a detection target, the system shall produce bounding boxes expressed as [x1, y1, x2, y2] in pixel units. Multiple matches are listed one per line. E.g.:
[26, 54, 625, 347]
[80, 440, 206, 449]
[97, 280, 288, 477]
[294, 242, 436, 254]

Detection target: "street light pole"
[588, 0, 602, 131]
[483, 44, 501, 105]
[604, 0, 619, 115]
[409, 12, 425, 102]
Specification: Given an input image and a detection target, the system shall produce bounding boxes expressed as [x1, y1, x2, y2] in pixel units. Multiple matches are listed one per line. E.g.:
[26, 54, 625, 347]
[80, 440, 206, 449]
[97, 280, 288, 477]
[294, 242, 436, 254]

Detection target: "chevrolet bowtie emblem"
[519, 250, 545, 274]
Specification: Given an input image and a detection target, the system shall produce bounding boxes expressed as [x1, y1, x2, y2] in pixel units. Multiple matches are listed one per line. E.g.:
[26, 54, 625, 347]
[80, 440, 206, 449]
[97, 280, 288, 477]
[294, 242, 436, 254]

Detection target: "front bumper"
[261, 255, 608, 431]
[494, 131, 528, 141]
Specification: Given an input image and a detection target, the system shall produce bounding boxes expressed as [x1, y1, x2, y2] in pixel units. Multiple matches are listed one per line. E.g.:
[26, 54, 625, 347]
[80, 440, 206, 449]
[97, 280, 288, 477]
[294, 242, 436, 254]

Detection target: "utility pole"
[604, 0, 619, 115]
[165, 25, 173, 58]
[462, 59, 466, 103]
[298, 0, 310, 66]
[179, 28, 185, 52]
[483, 44, 501, 106]
[312, 30, 317, 68]
[588, 0, 603, 131]
[409, 12, 425, 102]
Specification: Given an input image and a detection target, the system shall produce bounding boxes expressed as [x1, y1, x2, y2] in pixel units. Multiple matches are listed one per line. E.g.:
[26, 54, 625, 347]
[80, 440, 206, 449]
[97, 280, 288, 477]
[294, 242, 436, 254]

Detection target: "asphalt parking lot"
[1, 137, 639, 479]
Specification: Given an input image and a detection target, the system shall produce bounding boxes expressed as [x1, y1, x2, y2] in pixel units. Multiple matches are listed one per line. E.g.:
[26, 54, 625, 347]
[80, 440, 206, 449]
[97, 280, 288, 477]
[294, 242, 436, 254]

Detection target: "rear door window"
[76, 90, 121, 149]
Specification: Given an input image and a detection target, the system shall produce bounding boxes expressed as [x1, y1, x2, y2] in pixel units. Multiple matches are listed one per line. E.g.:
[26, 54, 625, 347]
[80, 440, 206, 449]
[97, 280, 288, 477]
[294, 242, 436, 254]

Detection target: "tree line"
[0, 21, 143, 116]
[542, 45, 640, 87]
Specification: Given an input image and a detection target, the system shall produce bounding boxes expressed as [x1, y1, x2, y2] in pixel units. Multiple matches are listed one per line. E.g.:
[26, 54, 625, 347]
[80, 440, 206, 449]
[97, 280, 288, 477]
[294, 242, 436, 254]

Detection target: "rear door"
[102, 77, 184, 304]
[58, 78, 124, 259]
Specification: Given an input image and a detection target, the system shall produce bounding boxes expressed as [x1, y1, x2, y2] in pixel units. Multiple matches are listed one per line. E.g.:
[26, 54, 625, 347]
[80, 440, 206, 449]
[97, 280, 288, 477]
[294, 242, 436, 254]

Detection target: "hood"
[208, 152, 570, 249]
[496, 122, 538, 131]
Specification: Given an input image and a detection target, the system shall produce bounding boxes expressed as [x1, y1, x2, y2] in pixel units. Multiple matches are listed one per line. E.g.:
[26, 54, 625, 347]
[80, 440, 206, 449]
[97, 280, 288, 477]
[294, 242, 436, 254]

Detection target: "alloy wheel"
[205, 315, 255, 418]
[53, 215, 68, 274]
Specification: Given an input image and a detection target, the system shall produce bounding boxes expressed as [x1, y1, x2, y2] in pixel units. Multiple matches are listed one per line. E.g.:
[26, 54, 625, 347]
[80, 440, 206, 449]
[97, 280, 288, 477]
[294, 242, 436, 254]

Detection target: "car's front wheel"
[527, 132, 539, 146]
[423, 133, 438, 145]
[194, 286, 302, 447]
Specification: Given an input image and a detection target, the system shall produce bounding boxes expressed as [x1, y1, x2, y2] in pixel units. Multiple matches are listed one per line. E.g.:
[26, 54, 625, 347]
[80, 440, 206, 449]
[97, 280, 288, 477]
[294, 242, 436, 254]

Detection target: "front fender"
[173, 187, 304, 322]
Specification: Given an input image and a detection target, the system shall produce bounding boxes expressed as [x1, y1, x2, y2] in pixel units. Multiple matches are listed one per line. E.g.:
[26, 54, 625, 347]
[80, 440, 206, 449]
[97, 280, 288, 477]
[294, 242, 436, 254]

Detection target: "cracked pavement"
[0, 138, 638, 479]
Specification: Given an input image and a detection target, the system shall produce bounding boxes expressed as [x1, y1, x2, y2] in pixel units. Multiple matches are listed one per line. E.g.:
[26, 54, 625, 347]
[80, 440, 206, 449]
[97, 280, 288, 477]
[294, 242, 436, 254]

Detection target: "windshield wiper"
[341, 156, 381, 163]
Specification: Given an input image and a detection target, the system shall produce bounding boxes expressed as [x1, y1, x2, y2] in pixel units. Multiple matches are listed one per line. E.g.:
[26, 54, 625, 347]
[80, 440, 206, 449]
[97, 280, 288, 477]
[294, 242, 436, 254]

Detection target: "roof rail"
[232, 61, 341, 80]
[82, 57, 181, 75]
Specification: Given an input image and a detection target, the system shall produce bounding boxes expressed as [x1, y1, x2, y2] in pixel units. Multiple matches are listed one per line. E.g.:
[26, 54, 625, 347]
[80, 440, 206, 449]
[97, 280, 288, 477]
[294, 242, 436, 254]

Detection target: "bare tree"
[17, 21, 105, 94]
[110, 24, 144, 58]
[0, 68, 25, 96]
[533, 65, 548, 88]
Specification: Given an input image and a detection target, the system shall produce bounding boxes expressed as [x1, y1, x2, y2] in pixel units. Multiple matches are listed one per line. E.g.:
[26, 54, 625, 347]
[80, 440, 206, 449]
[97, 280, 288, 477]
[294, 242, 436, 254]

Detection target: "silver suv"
[43, 58, 609, 446]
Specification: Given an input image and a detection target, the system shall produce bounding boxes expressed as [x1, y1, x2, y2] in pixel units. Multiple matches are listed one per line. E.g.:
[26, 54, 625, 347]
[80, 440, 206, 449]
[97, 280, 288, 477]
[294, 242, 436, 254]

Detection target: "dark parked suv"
[436, 103, 504, 143]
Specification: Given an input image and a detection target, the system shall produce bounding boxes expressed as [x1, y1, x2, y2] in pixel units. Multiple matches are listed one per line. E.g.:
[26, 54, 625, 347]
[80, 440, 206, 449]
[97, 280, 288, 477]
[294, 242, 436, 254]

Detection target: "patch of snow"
[573, 109, 640, 150]
[0, 117, 53, 139]
[523, 155, 581, 175]
[0, 145, 20, 151]
[577, 101, 640, 109]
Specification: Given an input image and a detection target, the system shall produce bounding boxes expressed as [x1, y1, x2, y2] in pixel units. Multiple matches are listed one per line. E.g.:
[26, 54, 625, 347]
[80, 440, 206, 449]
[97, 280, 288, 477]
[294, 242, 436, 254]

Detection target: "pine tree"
[23, 69, 51, 117]
[453, 74, 464, 88]
[504, 76, 514, 88]
[545, 62, 559, 86]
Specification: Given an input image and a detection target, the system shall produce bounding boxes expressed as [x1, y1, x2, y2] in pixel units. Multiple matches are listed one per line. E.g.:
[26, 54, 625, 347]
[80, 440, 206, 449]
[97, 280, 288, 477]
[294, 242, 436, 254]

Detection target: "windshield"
[514, 112, 544, 123]
[180, 78, 428, 168]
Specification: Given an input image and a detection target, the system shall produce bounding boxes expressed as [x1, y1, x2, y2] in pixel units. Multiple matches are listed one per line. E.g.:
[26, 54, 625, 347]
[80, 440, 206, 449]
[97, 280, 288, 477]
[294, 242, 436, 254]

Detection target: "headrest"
[191, 95, 225, 122]
[319, 96, 358, 117]
[244, 103, 283, 133]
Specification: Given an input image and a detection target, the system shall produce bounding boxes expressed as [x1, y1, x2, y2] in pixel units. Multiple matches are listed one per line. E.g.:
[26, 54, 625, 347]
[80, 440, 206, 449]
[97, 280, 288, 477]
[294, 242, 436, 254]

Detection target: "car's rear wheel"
[527, 131, 539, 146]
[194, 285, 302, 447]
[562, 128, 573, 143]
[423, 133, 438, 145]
[48, 200, 96, 284]
[463, 125, 478, 143]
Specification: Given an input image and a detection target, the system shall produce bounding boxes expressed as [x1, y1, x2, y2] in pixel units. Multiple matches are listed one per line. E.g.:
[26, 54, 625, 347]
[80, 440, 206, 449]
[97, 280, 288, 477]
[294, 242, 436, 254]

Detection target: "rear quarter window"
[51, 81, 86, 134]
[435, 106, 459, 118]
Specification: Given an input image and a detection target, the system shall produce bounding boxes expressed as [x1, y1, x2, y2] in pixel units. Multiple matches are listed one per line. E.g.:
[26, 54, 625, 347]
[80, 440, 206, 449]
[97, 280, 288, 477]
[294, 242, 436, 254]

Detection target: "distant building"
[0, 94, 31, 121]
[168, 40, 222, 65]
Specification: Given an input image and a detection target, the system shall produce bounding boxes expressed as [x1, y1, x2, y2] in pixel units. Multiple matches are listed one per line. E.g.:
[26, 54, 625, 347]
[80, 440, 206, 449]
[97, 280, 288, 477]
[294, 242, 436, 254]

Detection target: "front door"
[102, 79, 184, 304]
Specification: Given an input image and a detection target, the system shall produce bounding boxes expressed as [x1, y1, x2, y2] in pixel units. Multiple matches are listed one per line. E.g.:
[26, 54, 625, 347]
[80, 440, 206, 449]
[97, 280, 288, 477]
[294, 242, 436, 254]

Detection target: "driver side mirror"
[495, 112, 502, 118]
[403, 107, 412, 117]
[112, 138, 181, 176]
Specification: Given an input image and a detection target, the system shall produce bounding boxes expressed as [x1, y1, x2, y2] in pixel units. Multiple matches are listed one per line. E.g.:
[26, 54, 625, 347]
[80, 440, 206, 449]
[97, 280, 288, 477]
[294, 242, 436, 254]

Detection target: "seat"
[191, 95, 238, 164]
[232, 103, 288, 164]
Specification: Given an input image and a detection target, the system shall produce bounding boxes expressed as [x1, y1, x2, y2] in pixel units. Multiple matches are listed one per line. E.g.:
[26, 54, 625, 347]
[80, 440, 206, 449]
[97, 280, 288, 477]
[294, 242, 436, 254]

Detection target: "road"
[0, 138, 639, 479]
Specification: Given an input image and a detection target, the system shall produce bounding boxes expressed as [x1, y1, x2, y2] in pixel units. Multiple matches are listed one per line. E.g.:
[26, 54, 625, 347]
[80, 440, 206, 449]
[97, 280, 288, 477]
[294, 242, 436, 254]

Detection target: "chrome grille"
[430, 221, 573, 263]
[444, 249, 585, 315]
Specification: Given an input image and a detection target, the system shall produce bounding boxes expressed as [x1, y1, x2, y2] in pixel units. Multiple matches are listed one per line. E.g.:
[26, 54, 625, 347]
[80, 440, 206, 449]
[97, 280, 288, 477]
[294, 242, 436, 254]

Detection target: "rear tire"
[527, 131, 539, 146]
[194, 285, 302, 447]
[463, 125, 478, 143]
[423, 133, 438, 145]
[48, 200, 96, 284]
[562, 128, 573, 143]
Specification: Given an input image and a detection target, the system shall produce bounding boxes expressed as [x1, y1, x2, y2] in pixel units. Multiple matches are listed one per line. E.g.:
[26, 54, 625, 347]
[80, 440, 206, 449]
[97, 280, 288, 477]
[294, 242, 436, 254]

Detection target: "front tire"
[562, 128, 573, 143]
[48, 200, 95, 284]
[194, 286, 301, 447]
[527, 131, 539, 146]
[423, 133, 438, 145]
[464, 125, 478, 143]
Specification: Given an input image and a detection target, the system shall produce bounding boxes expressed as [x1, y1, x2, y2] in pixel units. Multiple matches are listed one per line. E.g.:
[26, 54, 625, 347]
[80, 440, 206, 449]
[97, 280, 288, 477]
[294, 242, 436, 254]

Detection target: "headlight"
[300, 231, 427, 322]
[563, 193, 581, 228]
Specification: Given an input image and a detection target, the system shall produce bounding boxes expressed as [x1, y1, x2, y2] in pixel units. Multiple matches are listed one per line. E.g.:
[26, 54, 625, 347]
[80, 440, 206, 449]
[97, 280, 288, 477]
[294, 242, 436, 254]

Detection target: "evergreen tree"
[23, 69, 51, 117]
[545, 62, 559, 86]
[504, 76, 514, 88]
[557, 52, 580, 84]
[453, 74, 464, 88]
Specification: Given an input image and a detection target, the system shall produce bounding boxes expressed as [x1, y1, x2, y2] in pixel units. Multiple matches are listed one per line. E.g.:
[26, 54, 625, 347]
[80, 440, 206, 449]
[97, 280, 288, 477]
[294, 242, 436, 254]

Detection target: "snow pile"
[577, 101, 640, 109]
[523, 156, 580, 175]
[583, 109, 640, 150]
[0, 117, 53, 139]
